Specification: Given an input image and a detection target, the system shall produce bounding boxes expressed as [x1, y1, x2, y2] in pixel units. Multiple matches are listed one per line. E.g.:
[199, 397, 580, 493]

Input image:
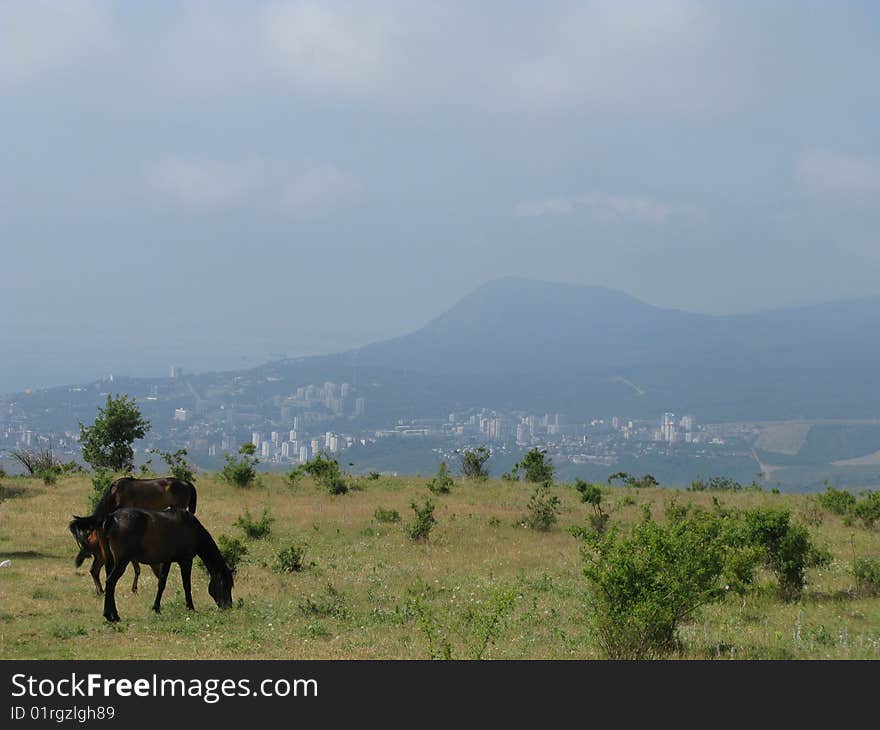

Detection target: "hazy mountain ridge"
[6, 278, 880, 422]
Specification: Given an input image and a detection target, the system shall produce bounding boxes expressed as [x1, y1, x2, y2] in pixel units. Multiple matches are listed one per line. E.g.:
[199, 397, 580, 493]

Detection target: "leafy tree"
[79, 394, 150, 472]
[853, 491, 880, 529]
[221, 443, 260, 488]
[816, 485, 857, 515]
[515, 447, 555, 483]
[460, 446, 490, 480]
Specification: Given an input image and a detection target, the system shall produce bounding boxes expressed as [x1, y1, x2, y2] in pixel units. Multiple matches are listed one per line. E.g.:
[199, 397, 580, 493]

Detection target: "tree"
[79, 394, 150, 472]
[516, 447, 555, 483]
[460, 446, 491, 480]
[221, 443, 260, 488]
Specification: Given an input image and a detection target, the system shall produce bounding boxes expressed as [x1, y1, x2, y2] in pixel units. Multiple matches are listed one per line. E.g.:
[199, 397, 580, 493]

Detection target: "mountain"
[339, 278, 880, 420]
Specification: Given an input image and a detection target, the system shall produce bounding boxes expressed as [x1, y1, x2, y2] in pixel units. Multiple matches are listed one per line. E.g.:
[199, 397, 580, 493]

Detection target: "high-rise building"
[271, 431, 280, 446]
[299, 445, 310, 463]
[174, 408, 188, 422]
[355, 398, 366, 418]
[252, 432, 261, 448]
[261, 441, 271, 459]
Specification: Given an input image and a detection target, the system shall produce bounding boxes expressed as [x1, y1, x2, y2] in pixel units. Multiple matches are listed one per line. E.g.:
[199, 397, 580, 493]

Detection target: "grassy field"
[1, 472, 879, 659]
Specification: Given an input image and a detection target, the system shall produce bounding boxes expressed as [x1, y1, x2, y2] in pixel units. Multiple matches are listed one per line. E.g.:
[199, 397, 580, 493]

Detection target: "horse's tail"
[98, 513, 116, 575]
[187, 481, 197, 514]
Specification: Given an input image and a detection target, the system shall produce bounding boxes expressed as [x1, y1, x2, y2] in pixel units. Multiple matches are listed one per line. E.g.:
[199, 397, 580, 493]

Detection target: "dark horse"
[99, 507, 233, 622]
[68, 521, 160, 595]
[69, 477, 198, 593]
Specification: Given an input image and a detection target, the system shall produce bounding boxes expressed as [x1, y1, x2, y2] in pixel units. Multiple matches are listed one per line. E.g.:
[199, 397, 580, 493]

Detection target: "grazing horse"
[93, 477, 197, 518]
[68, 519, 159, 594]
[69, 476, 197, 592]
[99, 507, 233, 622]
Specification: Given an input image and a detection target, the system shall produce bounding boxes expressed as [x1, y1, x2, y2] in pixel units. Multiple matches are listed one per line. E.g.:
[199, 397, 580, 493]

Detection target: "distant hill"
[6, 278, 880, 423]
[337, 277, 880, 420]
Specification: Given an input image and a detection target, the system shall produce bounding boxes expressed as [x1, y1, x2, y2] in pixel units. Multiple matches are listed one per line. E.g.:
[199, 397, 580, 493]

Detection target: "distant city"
[0, 363, 761, 485]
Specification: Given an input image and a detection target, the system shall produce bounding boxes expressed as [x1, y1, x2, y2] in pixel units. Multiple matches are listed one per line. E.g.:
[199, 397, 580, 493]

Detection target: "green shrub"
[577, 510, 757, 659]
[152, 448, 195, 482]
[301, 453, 349, 494]
[516, 448, 555, 483]
[274, 543, 307, 573]
[367, 471, 381, 480]
[234, 507, 273, 539]
[459, 446, 490, 480]
[524, 482, 560, 531]
[852, 557, 880, 597]
[427, 461, 454, 495]
[689, 476, 743, 492]
[298, 583, 348, 618]
[743, 508, 831, 600]
[853, 491, 880, 529]
[817, 486, 857, 515]
[88, 468, 114, 511]
[221, 444, 260, 488]
[216, 535, 248, 574]
[374, 507, 401, 524]
[408, 498, 436, 541]
[576, 479, 608, 534]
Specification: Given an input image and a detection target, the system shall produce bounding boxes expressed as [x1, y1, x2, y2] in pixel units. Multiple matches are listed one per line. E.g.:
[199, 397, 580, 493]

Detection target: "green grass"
[0, 473, 878, 659]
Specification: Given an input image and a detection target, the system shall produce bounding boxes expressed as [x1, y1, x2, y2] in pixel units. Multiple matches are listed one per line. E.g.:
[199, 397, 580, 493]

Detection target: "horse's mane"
[91, 478, 124, 518]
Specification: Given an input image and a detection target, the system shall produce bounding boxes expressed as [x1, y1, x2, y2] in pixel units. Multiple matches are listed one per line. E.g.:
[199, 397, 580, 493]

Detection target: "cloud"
[0, 0, 110, 86]
[149, 158, 254, 209]
[148, 157, 359, 213]
[796, 149, 880, 200]
[259, 2, 398, 94]
[515, 193, 704, 225]
[281, 165, 360, 213]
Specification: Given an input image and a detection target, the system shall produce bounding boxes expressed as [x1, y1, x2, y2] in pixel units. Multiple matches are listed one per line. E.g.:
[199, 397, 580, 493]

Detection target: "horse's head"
[208, 563, 234, 609]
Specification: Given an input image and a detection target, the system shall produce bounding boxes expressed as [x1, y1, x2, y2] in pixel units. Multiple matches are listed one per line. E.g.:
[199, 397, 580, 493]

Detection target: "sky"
[1, 1, 879, 392]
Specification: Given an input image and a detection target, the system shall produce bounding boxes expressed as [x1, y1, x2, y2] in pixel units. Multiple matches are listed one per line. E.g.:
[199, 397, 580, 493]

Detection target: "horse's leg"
[179, 558, 195, 611]
[90, 555, 104, 595]
[103, 557, 130, 623]
[131, 561, 141, 593]
[152, 562, 172, 613]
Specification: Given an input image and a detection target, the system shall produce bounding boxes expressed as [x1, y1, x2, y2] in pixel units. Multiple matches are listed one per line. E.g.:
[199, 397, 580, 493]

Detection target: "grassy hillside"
[1, 473, 878, 659]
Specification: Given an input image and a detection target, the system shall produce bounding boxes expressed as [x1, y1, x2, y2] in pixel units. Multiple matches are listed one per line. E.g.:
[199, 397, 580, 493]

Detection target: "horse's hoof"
[152, 607, 161, 614]
[104, 614, 120, 623]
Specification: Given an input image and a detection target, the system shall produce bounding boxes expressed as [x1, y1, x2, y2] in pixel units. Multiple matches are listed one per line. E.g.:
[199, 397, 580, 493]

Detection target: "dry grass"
[0, 473, 878, 659]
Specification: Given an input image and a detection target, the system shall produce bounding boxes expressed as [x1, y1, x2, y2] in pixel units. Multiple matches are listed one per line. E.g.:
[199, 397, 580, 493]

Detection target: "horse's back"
[111, 477, 195, 512]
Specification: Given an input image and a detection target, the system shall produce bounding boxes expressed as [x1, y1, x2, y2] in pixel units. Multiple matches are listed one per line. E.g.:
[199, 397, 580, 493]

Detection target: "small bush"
[408, 498, 436, 542]
[577, 510, 758, 659]
[427, 461, 453, 495]
[460, 446, 490, 480]
[216, 535, 248, 574]
[853, 491, 880, 529]
[524, 482, 560, 531]
[817, 486, 857, 515]
[689, 476, 743, 492]
[152, 448, 195, 483]
[221, 444, 260, 488]
[516, 448, 555, 483]
[852, 557, 880, 597]
[234, 507, 273, 539]
[367, 471, 381, 480]
[374, 507, 401, 524]
[298, 583, 348, 618]
[301, 453, 349, 494]
[743, 508, 831, 600]
[576, 479, 608, 534]
[88, 468, 114, 512]
[274, 543, 307, 573]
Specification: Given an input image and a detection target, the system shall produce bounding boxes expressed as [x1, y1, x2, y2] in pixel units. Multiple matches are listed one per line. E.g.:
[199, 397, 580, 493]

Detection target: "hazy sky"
[2, 1, 879, 391]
